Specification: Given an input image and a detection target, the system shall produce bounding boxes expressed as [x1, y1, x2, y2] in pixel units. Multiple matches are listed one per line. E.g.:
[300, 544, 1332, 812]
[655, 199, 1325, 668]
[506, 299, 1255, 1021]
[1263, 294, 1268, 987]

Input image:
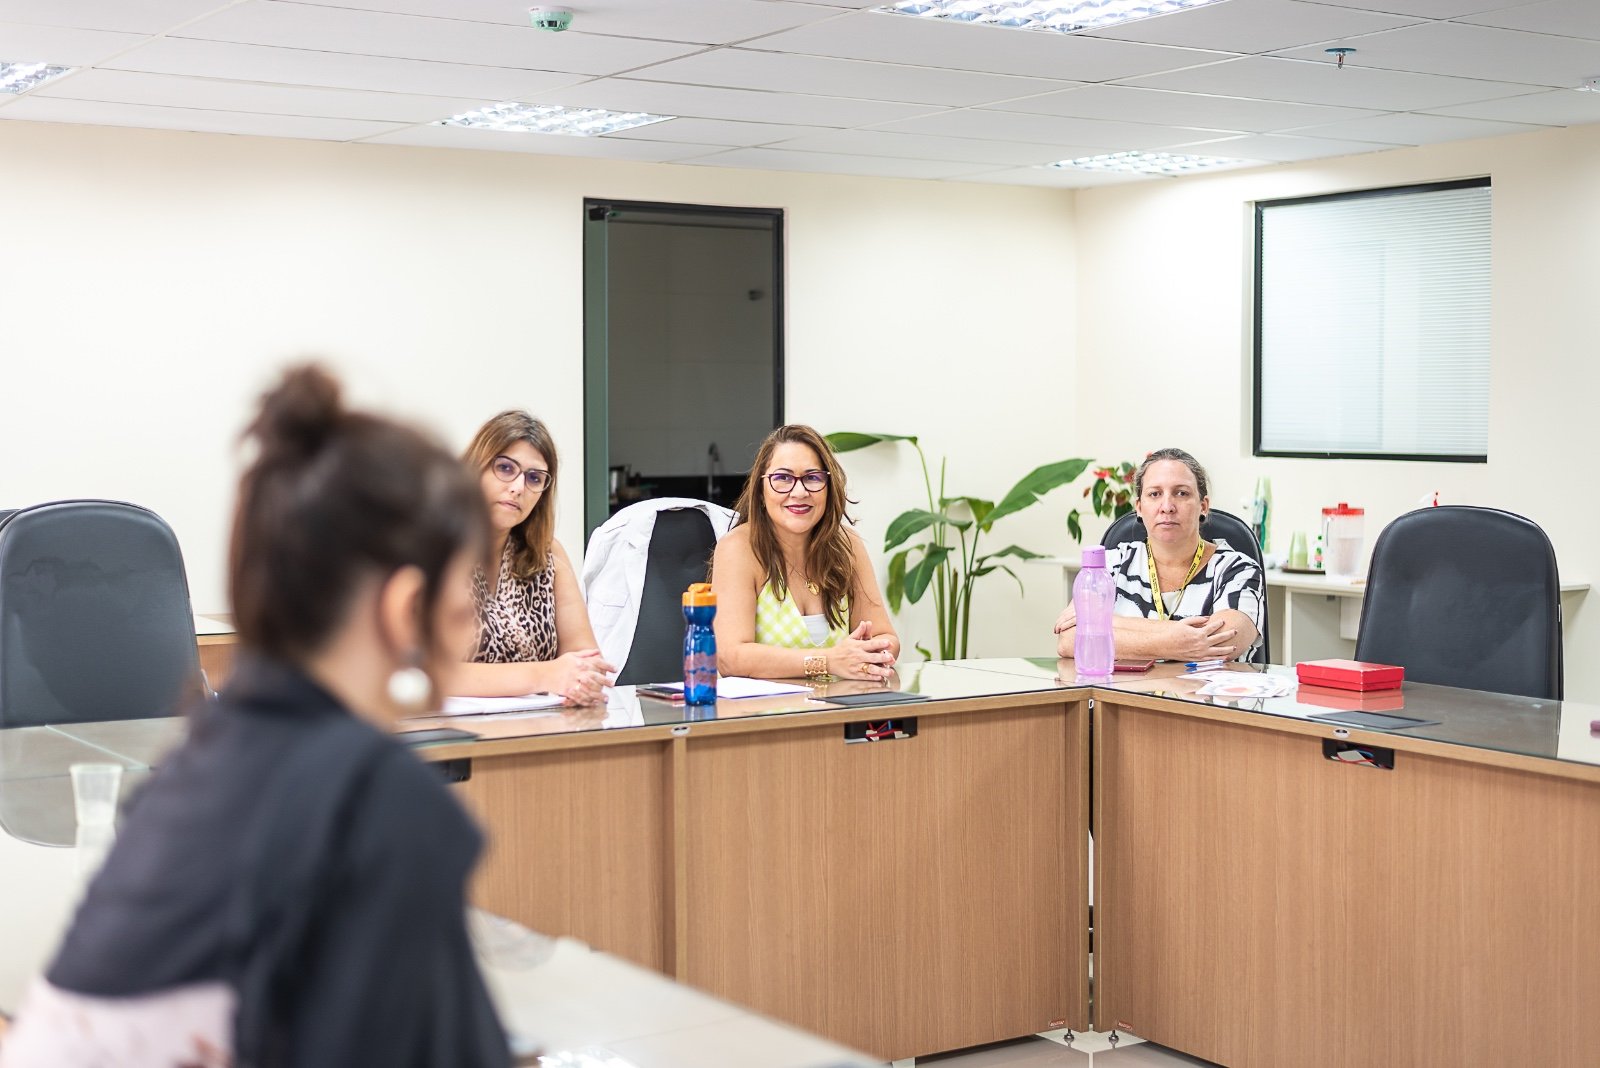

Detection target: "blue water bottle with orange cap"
[682, 583, 717, 707]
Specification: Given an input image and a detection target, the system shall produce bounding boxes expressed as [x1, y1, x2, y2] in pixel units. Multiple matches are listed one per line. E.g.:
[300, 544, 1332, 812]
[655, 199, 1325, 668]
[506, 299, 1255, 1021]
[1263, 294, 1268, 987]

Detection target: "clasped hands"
[1052, 606, 1241, 662]
[828, 621, 896, 682]
[551, 649, 615, 706]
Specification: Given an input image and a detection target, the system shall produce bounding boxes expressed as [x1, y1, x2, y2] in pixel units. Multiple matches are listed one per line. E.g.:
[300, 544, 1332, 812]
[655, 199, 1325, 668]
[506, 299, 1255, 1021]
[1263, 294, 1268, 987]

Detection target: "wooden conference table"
[6, 661, 1599, 1066]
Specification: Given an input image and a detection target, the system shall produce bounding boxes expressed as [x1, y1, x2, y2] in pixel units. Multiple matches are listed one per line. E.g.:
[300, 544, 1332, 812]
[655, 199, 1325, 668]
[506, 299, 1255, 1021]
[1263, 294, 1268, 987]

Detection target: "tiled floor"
[903, 1031, 1220, 1066]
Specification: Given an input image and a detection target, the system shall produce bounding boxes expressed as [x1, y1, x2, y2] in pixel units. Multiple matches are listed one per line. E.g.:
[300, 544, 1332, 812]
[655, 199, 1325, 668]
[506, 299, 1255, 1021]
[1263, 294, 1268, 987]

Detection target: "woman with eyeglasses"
[454, 411, 614, 703]
[711, 425, 898, 682]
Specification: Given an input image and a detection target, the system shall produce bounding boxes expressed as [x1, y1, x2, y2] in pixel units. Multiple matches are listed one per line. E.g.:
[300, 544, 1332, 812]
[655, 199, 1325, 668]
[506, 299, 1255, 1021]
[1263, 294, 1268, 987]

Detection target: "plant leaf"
[989, 458, 1094, 526]
[885, 549, 908, 613]
[997, 563, 1025, 597]
[884, 508, 969, 551]
[1067, 509, 1083, 543]
[983, 544, 1048, 562]
[825, 431, 917, 453]
[913, 640, 932, 662]
[941, 495, 995, 528]
[903, 545, 953, 603]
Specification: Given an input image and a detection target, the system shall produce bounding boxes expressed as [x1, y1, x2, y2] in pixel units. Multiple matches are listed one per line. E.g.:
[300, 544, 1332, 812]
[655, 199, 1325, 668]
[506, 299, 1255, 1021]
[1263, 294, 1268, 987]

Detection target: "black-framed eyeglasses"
[765, 470, 829, 494]
[490, 455, 552, 492]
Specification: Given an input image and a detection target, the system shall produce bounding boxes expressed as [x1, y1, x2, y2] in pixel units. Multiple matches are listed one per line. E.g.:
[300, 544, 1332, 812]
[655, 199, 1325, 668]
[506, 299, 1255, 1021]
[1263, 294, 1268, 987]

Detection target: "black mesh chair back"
[1098, 507, 1269, 664]
[615, 508, 718, 687]
[1355, 506, 1562, 700]
[0, 500, 206, 727]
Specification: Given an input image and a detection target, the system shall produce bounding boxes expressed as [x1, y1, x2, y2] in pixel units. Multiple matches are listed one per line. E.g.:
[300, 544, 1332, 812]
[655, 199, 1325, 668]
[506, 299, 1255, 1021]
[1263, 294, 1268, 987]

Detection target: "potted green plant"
[826, 432, 1091, 660]
[1066, 461, 1138, 543]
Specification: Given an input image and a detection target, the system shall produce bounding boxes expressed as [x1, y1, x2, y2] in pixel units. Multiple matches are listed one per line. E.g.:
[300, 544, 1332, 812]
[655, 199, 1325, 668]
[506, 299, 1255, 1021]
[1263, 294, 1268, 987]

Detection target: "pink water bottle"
[1074, 546, 1115, 682]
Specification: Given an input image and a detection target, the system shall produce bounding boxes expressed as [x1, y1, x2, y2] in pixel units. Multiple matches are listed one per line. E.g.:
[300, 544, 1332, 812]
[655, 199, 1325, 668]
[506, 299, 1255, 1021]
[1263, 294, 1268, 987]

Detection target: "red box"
[1295, 659, 1405, 692]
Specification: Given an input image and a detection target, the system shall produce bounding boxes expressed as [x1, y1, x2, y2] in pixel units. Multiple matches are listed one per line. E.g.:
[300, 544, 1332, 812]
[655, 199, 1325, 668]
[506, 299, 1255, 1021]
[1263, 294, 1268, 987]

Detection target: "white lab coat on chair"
[581, 498, 738, 678]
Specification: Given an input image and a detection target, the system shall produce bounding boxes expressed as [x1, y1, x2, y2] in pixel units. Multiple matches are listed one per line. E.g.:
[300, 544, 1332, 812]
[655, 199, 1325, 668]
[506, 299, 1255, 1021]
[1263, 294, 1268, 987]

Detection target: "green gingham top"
[754, 581, 849, 649]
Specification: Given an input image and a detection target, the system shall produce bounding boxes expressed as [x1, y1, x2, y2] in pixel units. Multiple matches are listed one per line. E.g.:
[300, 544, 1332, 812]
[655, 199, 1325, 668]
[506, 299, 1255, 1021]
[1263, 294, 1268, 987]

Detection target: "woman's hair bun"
[246, 363, 344, 463]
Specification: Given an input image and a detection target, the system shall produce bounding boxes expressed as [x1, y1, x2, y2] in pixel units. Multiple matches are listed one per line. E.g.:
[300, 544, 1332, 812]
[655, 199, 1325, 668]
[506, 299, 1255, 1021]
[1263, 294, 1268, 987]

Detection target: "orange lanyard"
[1147, 539, 1206, 621]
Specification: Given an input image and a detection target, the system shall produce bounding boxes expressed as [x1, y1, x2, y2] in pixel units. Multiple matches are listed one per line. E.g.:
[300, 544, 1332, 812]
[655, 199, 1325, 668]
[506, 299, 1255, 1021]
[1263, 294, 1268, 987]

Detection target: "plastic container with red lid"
[1296, 658, 1404, 692]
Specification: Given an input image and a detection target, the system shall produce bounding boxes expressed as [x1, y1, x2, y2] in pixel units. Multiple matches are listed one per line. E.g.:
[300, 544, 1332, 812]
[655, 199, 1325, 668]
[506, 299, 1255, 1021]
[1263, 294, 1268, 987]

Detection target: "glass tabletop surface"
[0, 718, 186, 846]
[399, 660, 1074, 743]
[953, 656, 1600, 771]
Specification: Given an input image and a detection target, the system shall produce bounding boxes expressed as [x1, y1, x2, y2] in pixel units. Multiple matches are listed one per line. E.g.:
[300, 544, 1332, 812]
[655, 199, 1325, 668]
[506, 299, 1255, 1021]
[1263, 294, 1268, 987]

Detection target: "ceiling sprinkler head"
[1326, 47, 1357, 70]
[530, 7, 573, 31]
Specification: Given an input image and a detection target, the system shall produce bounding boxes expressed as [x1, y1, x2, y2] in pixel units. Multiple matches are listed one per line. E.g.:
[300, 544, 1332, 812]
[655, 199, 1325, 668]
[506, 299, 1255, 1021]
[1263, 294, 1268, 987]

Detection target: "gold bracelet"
[803, 654, 831, 680]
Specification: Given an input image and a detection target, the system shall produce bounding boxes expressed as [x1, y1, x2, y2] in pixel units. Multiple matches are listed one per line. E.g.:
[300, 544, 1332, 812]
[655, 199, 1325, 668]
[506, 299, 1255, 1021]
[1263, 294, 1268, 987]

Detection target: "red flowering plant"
[1067, 461, 1137, 543]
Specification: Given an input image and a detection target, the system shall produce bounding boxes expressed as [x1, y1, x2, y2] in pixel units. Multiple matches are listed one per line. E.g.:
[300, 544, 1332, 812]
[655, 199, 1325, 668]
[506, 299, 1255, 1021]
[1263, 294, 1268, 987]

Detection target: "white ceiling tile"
[1271, 22, 1600, 88]
[103, 37, 587, 98]
[684, 146, 995, 179]
[1459, 0, 1600, 41]
[752, 10, 1237, 81]
[1425, 87, 1600, 125]
[605, 117, 838, 147]
[992, 83, 1381, 132]
[764, 128, 1072, 165]
[0, 21, 148, 65]
[948, 165, 1165, 188]
[1127, 55, 1540, 111]
[1084, 0, 1420, 54]
[876, 107, 1240, 149]
[626, 48, 1077, 107]
[0, 0, 232, 34]
[537, 77, 939, 127]
[173, 0, 700, 74]
[1168, 130, 1394, 160]
[290, 0, 845, 45]
[29, 68, 479, 123]
[1286, 110, 1548, 144]
[0, 94, 402, 139]
[362, 122, 726, 160]
[1296, 0, 1544, 16]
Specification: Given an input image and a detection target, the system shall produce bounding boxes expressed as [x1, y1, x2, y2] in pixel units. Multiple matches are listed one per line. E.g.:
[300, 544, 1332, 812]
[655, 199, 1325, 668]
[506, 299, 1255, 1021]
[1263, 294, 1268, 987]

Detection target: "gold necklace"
[788, 564, 820, 596]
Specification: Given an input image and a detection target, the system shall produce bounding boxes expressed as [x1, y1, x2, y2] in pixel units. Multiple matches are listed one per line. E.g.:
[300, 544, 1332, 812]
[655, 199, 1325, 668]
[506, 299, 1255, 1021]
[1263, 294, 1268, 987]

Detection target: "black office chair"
[0, 500, 207, 728]
[1355, 506, 1562, 700]
[614, 508, 718, 686]
[1099, 507, 1270, 664]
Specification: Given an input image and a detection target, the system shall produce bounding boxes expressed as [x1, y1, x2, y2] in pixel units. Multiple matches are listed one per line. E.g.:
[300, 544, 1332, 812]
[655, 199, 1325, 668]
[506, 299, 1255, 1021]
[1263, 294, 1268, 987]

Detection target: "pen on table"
[1185, 659, 1225, 672]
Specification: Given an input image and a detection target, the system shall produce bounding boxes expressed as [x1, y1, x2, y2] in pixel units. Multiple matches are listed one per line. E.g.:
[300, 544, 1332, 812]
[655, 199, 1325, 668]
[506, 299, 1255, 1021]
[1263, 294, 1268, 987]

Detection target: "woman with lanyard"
[1054, 448, 1263, 662]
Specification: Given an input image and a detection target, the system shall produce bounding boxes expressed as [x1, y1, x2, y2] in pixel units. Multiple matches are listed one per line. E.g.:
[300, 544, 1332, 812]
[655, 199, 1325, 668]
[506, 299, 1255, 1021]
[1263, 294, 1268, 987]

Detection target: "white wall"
[0, 119, 1078, 661]
[1073, 122, 1600, 701]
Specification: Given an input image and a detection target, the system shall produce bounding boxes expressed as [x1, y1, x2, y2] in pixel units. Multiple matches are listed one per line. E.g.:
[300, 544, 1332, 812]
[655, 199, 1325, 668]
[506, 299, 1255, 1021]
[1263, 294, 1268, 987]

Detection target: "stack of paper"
[1187, 672, 1298, 699]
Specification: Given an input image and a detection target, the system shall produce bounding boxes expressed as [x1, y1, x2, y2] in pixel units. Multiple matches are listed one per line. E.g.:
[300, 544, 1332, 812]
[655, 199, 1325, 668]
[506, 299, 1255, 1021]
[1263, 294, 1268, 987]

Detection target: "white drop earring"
[387, 656, 432, 712]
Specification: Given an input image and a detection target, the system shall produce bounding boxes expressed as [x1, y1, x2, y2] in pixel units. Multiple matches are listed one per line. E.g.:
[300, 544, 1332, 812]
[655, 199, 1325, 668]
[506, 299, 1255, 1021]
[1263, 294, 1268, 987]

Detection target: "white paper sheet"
[654, 677, 812, 699]
[438, 694, 566, 717]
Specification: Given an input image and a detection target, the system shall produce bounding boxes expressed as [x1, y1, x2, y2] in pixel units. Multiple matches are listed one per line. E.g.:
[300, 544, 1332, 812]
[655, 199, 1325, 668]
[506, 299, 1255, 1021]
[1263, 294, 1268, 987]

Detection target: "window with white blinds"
[1253, 179, 1491, 461]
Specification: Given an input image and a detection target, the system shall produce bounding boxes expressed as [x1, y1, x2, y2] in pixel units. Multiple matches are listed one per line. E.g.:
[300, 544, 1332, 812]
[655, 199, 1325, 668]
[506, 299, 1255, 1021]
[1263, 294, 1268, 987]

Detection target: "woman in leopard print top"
[452, 411, 614, 704]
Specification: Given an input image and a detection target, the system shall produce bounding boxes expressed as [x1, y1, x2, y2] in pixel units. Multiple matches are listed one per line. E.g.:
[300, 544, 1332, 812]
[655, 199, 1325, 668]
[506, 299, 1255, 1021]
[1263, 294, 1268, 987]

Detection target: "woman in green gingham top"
[711, 425, 899, 682]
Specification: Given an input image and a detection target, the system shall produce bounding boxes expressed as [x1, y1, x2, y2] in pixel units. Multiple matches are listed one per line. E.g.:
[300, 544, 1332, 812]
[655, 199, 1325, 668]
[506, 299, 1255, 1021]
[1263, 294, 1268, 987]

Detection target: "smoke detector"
[530, 7, 573, 32]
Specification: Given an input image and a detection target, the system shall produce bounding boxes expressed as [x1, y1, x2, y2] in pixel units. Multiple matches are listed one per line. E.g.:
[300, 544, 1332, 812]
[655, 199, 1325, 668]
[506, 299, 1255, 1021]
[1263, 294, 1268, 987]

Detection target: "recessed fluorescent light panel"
[1048, 151, 1246, 176]
[0, 60, 75, 94]
[878, 0, 1228, 34]
[437, 102, 672, 136]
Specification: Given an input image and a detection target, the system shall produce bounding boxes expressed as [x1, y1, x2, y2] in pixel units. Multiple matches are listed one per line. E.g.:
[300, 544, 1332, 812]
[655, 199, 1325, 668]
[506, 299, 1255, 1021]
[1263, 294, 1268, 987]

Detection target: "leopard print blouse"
[472, 539, 558, 664]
